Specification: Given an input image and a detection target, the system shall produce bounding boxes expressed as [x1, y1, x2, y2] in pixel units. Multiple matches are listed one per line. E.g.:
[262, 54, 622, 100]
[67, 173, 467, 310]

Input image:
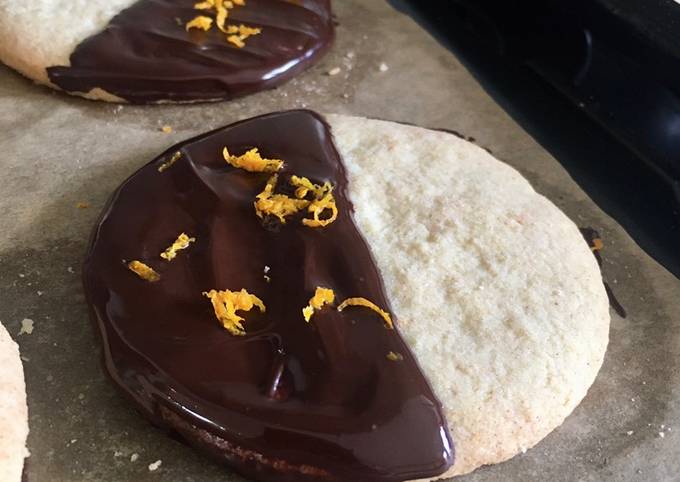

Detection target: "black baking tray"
[392, 0, 680, 279]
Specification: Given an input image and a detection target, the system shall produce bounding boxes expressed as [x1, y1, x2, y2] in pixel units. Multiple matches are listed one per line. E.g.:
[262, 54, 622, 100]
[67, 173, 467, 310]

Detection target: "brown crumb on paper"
[303, 287, 335, 322]
[386, 351, 403, 361]
[337, 297, 393, 329]
[76, 202, 89, 209]
[160, 233, 196, 261]
[127, 260, 160, 282]
[161, 125, 173, 134]
[591, 237, 604, 251]
[18, 318, 34, 336]
[203, 288, 265, 336]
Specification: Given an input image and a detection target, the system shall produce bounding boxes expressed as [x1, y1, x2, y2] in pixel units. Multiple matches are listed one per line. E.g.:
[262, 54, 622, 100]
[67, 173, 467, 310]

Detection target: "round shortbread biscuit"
[0, 322, 29, 482]
[82, 111, 609, 479]
[326, 115, 610, 478]
[0, 0, 333, 103]
[0, 0, 136, 100]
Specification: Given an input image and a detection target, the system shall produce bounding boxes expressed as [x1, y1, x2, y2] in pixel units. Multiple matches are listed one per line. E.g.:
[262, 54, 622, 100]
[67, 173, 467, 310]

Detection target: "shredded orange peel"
[203, 288, 265, 336]
[127, 260, 160, 282]
[591, 237, 603, 251]
[337, 297, 393, 329]
[304, 185, 338, 227]
[303, 287, 335, 322]
[223, 147, 283, 173]
[158, 151, 182, 172]
[291, 176, 338, 227]
[254, 175, 310, 223]
[186, 0, 261, 48]
[226, 24, 262, 48]
[160, 233, 196, 261]
[252, 174, 337, 227]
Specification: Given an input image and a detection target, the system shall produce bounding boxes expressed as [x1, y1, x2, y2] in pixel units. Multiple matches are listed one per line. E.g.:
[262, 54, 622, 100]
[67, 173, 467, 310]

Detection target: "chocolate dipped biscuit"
[0, 0, 333, 103]
[83, 110, 610, 480]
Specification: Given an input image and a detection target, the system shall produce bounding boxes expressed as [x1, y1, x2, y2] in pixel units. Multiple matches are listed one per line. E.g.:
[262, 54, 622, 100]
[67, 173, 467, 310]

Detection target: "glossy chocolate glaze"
[83, 110, 454, 481]
[48, 0, 333, 103]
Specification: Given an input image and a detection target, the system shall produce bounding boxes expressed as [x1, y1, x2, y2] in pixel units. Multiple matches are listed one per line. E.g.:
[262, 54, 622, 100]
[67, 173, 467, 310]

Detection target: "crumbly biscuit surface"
[0, 0, 136, 84]
[0, 322, 29, 482]
[327, 115, 610, 478]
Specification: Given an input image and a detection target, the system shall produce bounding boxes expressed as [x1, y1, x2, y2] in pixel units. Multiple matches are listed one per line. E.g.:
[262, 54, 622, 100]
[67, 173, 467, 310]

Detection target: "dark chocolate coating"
[48, 0, 333, 103]
[83, 110, 454, 481]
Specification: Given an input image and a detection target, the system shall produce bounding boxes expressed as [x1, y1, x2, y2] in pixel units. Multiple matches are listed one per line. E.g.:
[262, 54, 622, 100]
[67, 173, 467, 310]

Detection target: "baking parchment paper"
[0, 1, 678, 480]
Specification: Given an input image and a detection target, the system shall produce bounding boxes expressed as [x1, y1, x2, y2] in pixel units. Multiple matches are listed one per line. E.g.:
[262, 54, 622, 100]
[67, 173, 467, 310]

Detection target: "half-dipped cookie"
[0, 0, 333, 103]
[83, 110, 610, 480]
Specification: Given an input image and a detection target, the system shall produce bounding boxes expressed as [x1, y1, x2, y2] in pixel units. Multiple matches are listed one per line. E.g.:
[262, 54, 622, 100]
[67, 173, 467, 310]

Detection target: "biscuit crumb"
[626, 430, 634, 436]
[379, 62, 389, 72]
[148, 460, 162, 471]
[130, 453, 139, 462]
[224, 147, 283, 173]
[76, 202, 89, 209]
[18, 318, 34, 335]
[327, 67, 341, 76]
[160, 233, 196, 261]
[203, 288, 265, 335]
[337, 297, 393, 328]
[659, 432, 665, 438]
[386, 351, 403, 361]
[161, 125, 173, 134]
[303, 287, 335, 322]
[158, 151, 182, 172]
[127, 261, 160, 282]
